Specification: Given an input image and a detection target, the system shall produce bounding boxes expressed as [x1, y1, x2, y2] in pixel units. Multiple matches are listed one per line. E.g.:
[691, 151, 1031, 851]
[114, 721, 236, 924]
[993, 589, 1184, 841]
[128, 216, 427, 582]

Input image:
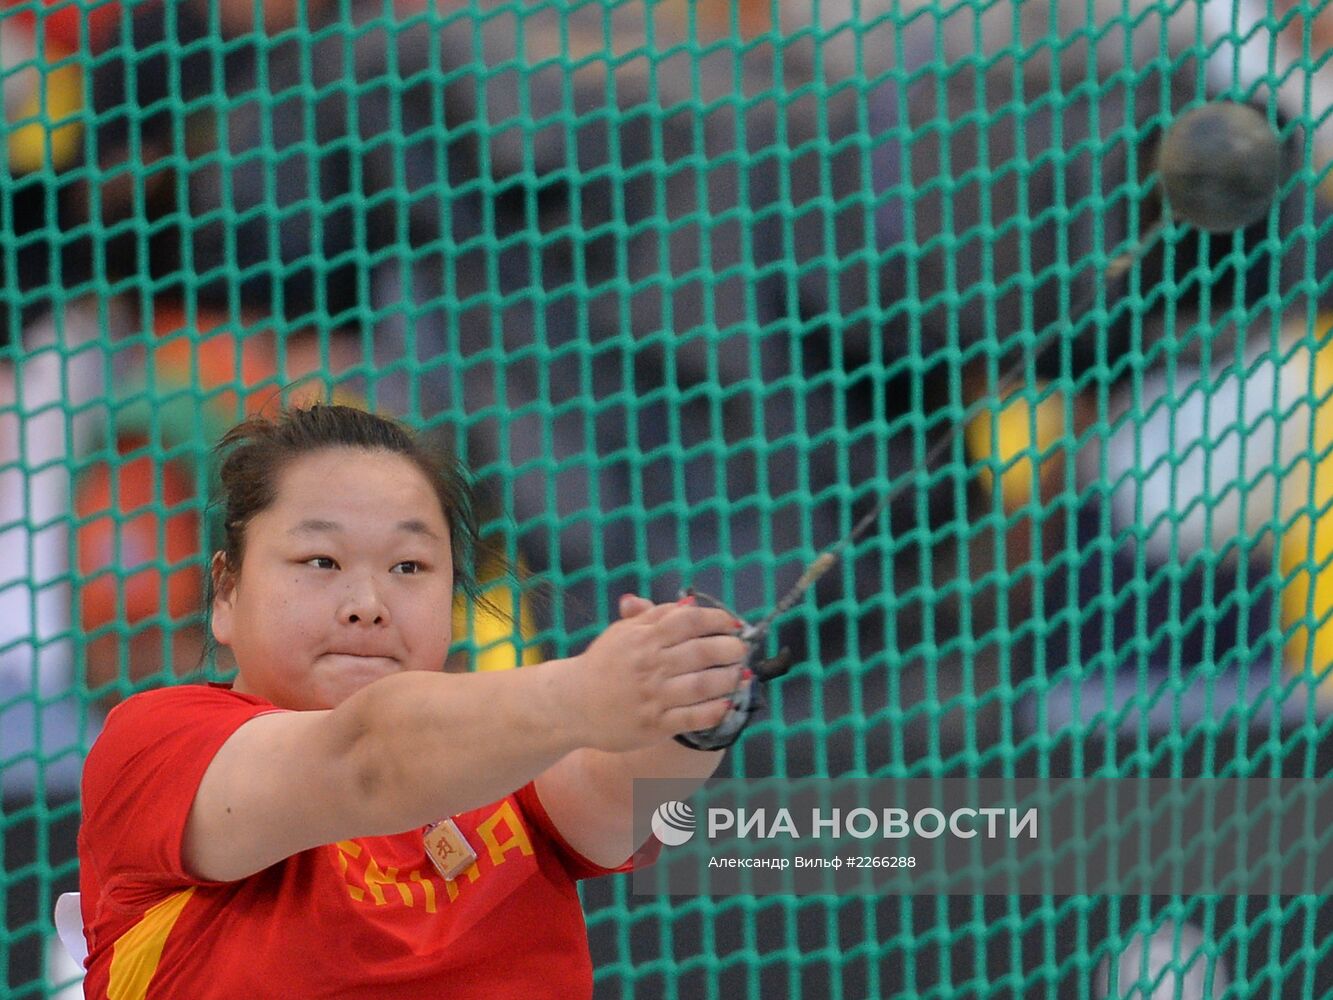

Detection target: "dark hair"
[210, 403, 484, 601]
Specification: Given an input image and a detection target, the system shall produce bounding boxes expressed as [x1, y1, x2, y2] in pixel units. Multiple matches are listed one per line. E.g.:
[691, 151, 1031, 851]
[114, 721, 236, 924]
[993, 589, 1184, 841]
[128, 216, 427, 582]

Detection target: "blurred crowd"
[0, 0, 1331, 737]
[5, 0, 1333, 994]
[1, 0, 1333, 745]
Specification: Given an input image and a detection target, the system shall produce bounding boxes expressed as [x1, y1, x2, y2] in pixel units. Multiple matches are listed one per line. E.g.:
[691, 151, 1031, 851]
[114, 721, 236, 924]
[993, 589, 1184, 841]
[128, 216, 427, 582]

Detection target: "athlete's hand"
[560, 597, 747, 753]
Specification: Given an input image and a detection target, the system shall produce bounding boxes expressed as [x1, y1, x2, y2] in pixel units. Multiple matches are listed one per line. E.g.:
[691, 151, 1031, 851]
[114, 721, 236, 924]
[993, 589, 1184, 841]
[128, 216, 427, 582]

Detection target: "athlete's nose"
[338, 574, 389, 626]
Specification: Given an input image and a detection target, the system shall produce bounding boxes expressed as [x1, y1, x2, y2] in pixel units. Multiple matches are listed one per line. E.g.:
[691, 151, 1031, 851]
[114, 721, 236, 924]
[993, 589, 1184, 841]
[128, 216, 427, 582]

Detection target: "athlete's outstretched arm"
[182, 603, 744, 882]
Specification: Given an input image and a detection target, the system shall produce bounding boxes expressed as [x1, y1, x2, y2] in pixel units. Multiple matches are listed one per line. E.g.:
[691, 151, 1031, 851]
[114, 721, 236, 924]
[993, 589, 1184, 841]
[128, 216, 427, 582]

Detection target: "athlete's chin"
[315, 655, 405, 706]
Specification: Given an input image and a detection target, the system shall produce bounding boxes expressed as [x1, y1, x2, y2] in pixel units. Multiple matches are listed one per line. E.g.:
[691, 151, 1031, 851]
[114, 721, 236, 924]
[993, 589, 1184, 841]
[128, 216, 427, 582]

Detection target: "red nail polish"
[678, 594, 697, 606]
[741, 668, 754, 681]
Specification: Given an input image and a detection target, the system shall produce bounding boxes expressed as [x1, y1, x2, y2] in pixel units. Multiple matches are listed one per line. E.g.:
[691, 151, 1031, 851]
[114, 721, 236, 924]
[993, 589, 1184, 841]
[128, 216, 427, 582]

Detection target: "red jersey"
[78, 683, 633, 999]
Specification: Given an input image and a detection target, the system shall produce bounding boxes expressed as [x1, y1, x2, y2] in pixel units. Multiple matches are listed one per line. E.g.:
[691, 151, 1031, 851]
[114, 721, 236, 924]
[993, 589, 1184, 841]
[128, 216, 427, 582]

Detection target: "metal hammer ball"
[1157, 102, 1282, 233]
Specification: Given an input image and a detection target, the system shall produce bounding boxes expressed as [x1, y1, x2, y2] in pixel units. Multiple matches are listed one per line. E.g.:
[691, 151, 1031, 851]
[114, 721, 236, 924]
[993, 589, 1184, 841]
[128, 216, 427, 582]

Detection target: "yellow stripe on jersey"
[106, 887, 196, 1000]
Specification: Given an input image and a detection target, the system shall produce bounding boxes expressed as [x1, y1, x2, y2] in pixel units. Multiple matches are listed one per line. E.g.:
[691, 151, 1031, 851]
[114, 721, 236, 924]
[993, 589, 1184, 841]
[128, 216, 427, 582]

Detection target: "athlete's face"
[211, 447, 456, 710]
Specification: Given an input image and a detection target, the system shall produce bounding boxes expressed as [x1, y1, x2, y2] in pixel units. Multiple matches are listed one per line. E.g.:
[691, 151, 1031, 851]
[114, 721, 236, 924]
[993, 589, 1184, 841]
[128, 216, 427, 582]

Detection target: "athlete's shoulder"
[84, 683, 281, 808]
[104, 682, 274, 728]
[89, 683, 279, 773]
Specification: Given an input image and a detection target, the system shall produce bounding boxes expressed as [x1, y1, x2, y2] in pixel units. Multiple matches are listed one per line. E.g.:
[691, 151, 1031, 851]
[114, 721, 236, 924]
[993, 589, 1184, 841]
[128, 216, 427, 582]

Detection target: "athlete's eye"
[305, 556, 338, 570]
[391, 561, 423, 575]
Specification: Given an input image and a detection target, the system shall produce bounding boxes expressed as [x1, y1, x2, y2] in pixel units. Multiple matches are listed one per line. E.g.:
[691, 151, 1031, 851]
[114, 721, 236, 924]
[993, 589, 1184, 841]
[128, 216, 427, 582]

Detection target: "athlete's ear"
[211, 552, 237, 647]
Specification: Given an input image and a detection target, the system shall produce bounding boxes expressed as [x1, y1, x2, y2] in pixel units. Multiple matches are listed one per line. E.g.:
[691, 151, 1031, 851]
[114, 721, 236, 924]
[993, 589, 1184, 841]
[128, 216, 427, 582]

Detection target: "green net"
[4, 0, 1333, 996]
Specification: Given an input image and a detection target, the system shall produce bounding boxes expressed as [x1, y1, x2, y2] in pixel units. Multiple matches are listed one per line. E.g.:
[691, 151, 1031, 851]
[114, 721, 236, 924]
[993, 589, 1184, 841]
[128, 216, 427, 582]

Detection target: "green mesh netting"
[4, 0, 1333, 996]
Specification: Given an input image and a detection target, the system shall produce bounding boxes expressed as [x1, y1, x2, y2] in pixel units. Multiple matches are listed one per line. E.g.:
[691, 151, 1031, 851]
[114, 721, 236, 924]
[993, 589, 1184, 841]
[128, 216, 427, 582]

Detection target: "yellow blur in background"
[1280, 315, 1333, 687]
[451, 554, 542, 672]
[8, 53, 83, 173]
[965, 382, 1069, 512]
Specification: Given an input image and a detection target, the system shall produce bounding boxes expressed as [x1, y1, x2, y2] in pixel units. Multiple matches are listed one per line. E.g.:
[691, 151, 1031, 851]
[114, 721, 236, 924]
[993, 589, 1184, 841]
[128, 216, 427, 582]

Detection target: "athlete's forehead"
[286, 517, 443, 541]
[261, 447, 452, 539]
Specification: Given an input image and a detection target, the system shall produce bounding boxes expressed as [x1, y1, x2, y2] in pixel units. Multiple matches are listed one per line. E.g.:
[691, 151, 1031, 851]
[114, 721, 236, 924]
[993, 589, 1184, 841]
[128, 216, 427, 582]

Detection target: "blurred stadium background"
[4, 0, 1333, 996]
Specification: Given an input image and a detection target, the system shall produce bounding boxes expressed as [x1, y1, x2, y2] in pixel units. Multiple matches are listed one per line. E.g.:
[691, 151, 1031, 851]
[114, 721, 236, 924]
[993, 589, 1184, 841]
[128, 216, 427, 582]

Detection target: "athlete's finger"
[664, 696, 737, 736]
[661, 635, 748, 677]
[618, 593, 656, 619]
[624, 596, 698, 628]
[663, 664, 745, 707]
[652, 606, 742, 648]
